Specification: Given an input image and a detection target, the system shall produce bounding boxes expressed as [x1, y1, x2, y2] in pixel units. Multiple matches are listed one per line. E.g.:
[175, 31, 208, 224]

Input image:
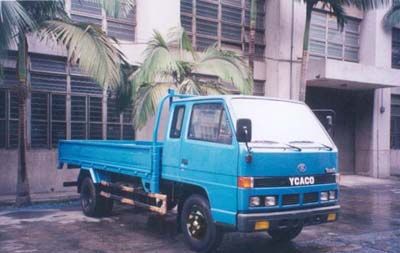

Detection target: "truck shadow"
[114, 205, 330, 253]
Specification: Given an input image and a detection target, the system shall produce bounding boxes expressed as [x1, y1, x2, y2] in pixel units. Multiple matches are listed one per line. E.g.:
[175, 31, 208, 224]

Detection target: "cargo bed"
[58, 140, 163, 192]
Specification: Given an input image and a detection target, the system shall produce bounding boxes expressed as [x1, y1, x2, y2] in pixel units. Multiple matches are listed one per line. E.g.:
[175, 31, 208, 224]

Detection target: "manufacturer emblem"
[297, 163, 307, 173]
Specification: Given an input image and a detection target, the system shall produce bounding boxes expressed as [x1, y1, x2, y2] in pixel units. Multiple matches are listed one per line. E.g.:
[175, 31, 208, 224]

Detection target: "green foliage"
[126, 28, 252, 129]
[0, 0, 135, 87]
[384, 0, 400, 28]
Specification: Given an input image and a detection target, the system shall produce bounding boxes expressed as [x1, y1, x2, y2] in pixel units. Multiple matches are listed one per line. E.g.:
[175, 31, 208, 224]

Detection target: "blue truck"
[58, 90, 340, 253]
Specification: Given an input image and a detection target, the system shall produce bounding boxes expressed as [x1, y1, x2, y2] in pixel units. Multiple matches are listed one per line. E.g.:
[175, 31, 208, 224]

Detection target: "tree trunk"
[15, 84, 30, 206]
[299, 4, 313, 102]
[248, 0, 257, 92]
[15, 34, 31, 206]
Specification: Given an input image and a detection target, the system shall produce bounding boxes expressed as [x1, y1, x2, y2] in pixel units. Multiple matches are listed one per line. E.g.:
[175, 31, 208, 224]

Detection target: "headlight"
[265, 196, 277, 206]
[329, 190, 336, 200]
[335, 173, 341, 184]
[320, 192, 329, 201]
[249, 196, 261, 207]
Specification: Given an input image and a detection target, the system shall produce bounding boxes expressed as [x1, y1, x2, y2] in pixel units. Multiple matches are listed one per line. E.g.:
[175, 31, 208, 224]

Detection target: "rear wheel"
[268, 224, 303, 242]
[80, 177, 113, 217]
[180, 194, 223, 253]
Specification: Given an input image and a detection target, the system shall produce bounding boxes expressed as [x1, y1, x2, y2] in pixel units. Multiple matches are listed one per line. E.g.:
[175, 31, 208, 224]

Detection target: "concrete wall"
[0, 150, 78, 195]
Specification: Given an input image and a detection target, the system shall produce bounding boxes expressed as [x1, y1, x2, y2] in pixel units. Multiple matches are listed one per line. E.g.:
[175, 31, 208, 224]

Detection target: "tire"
[180, 194, 223, 253]
[268, 224, 303, 242]
[80, 177, 113, 217]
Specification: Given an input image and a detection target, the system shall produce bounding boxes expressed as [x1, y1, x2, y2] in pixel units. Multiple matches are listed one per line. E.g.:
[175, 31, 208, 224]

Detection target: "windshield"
[230, 98, 334, 148]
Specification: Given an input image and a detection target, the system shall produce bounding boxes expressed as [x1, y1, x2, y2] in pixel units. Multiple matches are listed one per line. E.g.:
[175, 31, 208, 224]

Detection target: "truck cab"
[58, 92, 340, 253]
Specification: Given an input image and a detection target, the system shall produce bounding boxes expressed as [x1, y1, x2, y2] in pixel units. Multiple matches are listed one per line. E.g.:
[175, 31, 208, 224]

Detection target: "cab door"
[178, 101, 239, 225]
[162, 104, 187, 180]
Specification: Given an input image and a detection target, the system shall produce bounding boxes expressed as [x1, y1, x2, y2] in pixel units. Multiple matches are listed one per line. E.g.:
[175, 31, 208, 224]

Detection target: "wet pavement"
[1, 178, 400, 253]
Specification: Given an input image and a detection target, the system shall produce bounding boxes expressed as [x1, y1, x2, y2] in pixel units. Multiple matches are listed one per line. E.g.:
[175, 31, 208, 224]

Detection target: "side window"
[170, 105, 185, 138]
[188, 103, 232, 144]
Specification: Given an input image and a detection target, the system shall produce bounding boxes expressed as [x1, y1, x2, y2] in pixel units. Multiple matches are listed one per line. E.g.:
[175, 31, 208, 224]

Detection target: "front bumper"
[237, 205, 340, 232]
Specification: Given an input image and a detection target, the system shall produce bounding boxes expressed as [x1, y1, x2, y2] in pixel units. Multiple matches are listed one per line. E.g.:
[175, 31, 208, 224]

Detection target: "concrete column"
[264, 0, 304, 100]
[355, 5, 392, 178]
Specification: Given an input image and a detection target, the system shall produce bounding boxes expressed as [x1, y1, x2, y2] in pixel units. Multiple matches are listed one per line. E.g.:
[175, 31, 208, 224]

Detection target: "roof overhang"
[306, 58, 400, 90]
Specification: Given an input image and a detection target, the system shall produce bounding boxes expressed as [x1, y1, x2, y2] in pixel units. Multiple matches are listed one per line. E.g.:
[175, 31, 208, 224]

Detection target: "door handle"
[181, 159, 189, 166]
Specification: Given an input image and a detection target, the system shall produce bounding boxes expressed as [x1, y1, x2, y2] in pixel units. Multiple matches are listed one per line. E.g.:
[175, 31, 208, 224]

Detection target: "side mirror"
[236, 119, 252, 143]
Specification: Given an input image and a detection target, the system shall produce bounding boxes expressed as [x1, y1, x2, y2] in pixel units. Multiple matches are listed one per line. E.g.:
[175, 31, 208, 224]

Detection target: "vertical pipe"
[289, 0, 295, 99]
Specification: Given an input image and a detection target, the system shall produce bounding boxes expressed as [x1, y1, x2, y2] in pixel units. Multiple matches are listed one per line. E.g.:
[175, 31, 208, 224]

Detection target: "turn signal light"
[238, 177, 254, 188]
[255, 220, 270, 231]
[327, 213, 337, 222]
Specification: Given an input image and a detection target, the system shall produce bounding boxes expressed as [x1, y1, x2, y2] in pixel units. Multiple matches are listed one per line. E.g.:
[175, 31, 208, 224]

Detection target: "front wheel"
[268, 224, 303, 242]
[80, 177, 113, 217]
[180, 194, 223, 253]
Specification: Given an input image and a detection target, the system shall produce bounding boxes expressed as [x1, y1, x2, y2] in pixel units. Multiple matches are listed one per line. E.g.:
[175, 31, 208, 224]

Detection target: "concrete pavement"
[0, 175, 399, 253]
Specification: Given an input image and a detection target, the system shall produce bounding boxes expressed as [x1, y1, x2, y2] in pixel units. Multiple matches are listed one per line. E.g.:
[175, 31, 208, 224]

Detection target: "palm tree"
[298, 0, 389, 102]
[0, 0, 134, 206]
[248, 0, 257, 77]
[384, 0, 400, 27]
[122, 28, 252, 129]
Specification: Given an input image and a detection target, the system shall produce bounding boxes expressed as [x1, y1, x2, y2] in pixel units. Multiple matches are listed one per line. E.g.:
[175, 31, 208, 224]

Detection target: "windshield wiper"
[252, 140, 302, 151]
[289, 140, 333, 151]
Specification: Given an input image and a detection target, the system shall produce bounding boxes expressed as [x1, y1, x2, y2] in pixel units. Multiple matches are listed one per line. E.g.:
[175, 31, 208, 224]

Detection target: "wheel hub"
[186, 206, 207, 240]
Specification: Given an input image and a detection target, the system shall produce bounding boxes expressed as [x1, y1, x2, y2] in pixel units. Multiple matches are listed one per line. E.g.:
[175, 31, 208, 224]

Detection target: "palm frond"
[134, 30, 183, 84]
[133, 82, 171, 129]
[167, 27, 197, 59]
[0, 0, 35, 52]
[40, 20, 124, 87]
[384, 1, 400, 28]
[19, 0, 68, 25]
[343, 0, 389, 11]
[193, 46, 253, 94]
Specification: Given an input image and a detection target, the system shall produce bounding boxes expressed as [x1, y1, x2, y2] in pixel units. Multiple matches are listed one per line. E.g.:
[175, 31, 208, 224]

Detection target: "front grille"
[303, 192, 319, 203]
[282, 194, 299, 205]
[253, 174, 336, 188]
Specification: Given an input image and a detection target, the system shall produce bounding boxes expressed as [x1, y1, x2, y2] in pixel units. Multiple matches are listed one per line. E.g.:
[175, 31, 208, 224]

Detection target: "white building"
[0, 0, 399, 195]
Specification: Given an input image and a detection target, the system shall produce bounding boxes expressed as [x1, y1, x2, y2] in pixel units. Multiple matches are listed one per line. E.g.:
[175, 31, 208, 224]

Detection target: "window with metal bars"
[89, 96, 103, 139]
[0, 90, 6, 148]
[309, 11, 361, 62]
[31, 92, 49, 148]
[70, 0, 103, 26]
[180, 0, 266, 58]
[107, 97, 121, 140]
[70, 0, 136, 42]
[0, 70, 20, 149]
[71, 95, 87, 139]
[122, 107, 135, 140]
[391, 95, 400, 149]
[51, 94, 66, 147]
[253, 80, 265, 96]
[392, 28, 400, 69]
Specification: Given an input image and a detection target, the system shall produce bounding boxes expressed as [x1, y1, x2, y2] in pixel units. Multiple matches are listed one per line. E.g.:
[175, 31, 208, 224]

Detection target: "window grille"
[71, 75, 103, 94]
[71, 95, 87, 139]
[309, 11, 360, 62]
[107, 97, 121, 140]
[51, 94, 66, 147]
[89, 96, 103, 139]
[122, 107, 135, 140]
[0, 90, 5, 148]
[8, 92, 19, 148]
[392, 28, 400, 69]
[253, 80, 265, 96]
[71, 0, 136, 42]
[181, 0, 265, 58]
[391, 95, 400, 149]
[31, 92, 49, 148]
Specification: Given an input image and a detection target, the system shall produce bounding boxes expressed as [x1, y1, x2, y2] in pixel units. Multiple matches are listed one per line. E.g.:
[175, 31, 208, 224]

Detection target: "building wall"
[2, 0, 400, 197]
